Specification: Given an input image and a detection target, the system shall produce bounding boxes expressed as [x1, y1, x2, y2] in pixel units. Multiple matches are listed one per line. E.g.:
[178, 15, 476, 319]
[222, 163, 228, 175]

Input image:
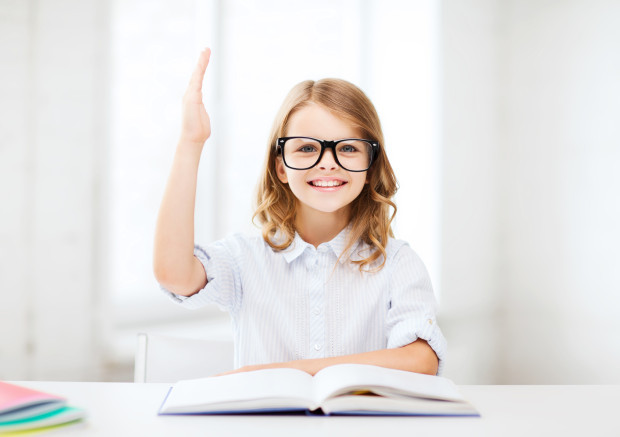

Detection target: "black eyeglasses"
[276, 137, 379, 172]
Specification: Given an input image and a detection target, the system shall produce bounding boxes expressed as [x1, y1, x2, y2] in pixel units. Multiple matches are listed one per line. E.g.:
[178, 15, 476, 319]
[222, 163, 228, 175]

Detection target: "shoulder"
[349, 237, 425, 272]
[385, 237, 412, 260]
[384, 237, 428, 271]
[206, 230, 276, 259]
[212, 230, 266, 251]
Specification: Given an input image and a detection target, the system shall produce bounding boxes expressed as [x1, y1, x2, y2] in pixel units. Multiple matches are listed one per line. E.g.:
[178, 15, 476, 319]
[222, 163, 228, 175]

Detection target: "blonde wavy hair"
[253, 78, 398, 271]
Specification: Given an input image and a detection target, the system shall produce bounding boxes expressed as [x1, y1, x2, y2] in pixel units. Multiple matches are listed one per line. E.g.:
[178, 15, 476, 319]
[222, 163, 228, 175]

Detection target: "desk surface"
[11, 382, 620, 437]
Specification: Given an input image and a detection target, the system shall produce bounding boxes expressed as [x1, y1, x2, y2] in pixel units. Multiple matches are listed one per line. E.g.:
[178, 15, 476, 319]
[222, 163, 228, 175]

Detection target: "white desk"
[12, 382, 620, 436]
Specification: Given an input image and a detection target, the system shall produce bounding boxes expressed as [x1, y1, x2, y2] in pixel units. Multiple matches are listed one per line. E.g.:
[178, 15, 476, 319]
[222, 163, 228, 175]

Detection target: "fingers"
[187, 48, 211, 93]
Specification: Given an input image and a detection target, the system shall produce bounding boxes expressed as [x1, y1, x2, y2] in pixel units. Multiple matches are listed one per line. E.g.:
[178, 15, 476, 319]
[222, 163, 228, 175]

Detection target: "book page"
[312, 364, 465, 405]
[161, 368, 315, 413]
[320, 394, 479, 416]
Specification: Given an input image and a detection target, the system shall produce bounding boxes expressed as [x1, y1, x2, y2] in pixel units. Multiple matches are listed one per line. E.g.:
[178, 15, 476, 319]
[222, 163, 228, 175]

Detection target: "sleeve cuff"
[158, 245, 228, 311]
[387, 317, 447, 376]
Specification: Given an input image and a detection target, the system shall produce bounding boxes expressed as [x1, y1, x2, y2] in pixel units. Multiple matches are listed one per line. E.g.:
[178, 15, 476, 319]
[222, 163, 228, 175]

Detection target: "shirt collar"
[282, 233, 309, 263]
[281, 224, 361, 264]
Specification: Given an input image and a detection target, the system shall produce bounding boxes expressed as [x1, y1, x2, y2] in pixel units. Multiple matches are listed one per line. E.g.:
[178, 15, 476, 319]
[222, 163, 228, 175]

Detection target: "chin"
[306, 201, 351, 215]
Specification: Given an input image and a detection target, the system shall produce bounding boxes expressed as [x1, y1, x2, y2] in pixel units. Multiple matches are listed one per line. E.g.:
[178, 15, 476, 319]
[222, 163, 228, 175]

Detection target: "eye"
[338, 144, 358, 153]
[298, 144, 318, 153]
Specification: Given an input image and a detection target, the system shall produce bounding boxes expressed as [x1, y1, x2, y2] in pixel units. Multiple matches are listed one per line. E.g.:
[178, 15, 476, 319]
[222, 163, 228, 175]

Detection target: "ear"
[275, 157, 288, 184]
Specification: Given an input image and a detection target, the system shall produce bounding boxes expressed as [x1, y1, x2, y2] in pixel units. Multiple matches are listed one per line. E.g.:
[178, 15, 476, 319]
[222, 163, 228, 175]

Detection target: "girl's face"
[276, 103, 368, 218]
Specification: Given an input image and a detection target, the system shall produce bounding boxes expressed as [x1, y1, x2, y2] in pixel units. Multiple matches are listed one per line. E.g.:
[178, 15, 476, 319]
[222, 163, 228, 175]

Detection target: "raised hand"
[154, 48, 212, 296]
[180, 48, 212, 145]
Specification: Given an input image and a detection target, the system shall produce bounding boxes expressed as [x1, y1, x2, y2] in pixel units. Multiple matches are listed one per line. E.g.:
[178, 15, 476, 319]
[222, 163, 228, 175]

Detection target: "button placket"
[305, 253, 318, 270]
[307, 250, 325, 358]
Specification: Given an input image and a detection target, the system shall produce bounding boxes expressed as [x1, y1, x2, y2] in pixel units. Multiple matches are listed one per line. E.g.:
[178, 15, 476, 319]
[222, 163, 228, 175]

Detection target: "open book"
[159, 364, 478, 416]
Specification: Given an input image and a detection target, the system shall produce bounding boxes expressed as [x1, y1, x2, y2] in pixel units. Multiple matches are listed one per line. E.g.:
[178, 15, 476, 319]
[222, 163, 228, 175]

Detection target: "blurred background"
[1, 0, 618, 384]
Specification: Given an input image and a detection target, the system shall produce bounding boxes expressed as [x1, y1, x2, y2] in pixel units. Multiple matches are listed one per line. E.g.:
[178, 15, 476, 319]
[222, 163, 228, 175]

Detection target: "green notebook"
[0, 382, 85, 434]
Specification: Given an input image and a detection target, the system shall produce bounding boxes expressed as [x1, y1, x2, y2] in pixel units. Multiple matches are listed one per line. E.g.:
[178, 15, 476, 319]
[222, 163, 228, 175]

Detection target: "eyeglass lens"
[282, 138, 372, 171]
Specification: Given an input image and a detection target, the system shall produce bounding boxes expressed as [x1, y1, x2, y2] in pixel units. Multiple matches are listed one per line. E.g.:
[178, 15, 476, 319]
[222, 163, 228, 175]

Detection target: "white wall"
[0, 0, 108, 381]
[440, 0, 620, 384]
[0, 0, 30, 379]
[439, 0, 504, 384]
[500, 0, 620, 383]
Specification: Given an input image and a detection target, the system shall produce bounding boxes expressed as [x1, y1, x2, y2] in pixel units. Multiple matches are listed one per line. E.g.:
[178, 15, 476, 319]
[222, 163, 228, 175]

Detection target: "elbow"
[403, 340, 439, 376]
[153, 250, 168, 284]
[153, 256, 172, 287]
[419, 355, 439, 376]
[153, 263, 176, 292]
[153, 261, 194, 297]
[153, 266, 170, 289]
[420, 342, 439, 376]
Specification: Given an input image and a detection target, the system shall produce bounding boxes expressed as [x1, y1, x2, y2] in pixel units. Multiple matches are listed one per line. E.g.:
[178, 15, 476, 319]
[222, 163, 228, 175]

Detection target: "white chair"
[134, 333, 234, 383]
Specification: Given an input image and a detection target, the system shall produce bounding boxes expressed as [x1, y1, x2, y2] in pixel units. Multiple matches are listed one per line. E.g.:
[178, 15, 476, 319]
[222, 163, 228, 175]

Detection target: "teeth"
[312, 180, 343, 187]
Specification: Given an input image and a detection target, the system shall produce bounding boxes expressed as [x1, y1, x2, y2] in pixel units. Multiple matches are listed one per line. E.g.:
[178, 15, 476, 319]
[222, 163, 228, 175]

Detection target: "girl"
[154, 48, 446, 376]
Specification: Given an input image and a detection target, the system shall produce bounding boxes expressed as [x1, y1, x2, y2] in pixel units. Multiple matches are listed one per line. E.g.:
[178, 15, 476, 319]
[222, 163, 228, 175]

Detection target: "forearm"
[153, 141, 206, 295]
[230, 340, 439, 377]
[295, 340, 438, 376]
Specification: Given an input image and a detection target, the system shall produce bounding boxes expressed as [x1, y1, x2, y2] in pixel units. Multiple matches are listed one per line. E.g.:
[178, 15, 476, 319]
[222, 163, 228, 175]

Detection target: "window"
[107, 0, 441, 348]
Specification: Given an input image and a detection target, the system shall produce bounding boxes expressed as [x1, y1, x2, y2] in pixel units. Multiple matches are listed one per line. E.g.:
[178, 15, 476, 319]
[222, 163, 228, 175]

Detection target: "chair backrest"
[134, 333, 234, 383]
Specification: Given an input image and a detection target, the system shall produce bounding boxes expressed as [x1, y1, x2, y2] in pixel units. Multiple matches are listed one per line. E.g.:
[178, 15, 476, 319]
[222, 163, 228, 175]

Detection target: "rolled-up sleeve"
[160, 238, 243, 314]
[386, 244, 447, 375]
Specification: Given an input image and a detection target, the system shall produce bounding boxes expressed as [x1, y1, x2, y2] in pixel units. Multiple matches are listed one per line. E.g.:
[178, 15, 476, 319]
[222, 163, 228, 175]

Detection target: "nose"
[318, 148, 338, 170]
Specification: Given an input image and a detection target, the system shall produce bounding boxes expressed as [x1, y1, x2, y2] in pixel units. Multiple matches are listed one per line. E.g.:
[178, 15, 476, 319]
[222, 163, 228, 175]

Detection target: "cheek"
[287, 173, 308, 193]
[353, 174, 368, 190]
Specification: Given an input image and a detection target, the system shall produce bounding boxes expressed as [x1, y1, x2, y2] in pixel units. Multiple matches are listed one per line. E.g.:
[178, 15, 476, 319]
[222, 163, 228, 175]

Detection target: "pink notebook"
[0, 381, 66, 419]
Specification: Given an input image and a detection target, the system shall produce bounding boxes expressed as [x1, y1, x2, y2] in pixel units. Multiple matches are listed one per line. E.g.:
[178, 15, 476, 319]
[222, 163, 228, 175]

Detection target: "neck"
[295, 204, 351, 247]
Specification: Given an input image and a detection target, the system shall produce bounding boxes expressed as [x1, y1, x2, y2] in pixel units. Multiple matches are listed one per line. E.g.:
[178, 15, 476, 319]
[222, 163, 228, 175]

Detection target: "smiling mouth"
[308, 180, 347, 187]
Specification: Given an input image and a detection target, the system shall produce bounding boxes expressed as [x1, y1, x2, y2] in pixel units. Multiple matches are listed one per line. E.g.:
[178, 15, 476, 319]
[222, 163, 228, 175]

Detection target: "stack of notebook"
[0, 381, 85, 433]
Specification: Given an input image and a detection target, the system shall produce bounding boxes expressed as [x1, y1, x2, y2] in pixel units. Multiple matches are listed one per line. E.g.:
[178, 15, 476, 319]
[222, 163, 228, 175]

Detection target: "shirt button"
[314, 343, 322, 351]
[313, 308, 321, 315]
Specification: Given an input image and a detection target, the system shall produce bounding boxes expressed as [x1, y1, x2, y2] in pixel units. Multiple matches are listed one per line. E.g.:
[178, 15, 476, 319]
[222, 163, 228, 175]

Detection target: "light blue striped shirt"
[162, 226, 447, 375]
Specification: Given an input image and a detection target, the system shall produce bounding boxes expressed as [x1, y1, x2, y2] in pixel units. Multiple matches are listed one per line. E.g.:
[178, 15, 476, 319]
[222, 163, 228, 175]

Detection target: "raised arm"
[153, 48, 212, 296]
